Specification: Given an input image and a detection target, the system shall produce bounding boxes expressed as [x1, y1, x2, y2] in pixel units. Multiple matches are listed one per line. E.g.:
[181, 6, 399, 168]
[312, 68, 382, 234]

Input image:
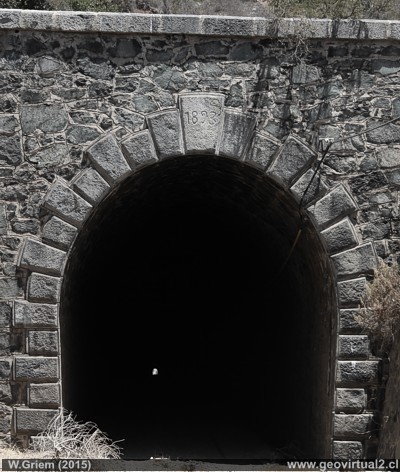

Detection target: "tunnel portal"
[60, 155, 336, 460]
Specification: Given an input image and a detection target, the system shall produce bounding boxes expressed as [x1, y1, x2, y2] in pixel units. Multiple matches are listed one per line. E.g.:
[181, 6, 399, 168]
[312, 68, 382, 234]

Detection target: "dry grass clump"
[356, 260, 400, 356]
[31, 409, 122, 459]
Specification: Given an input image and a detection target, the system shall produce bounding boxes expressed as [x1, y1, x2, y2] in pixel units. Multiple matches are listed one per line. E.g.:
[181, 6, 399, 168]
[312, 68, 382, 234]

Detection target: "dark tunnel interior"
[60, 155, 337, 461]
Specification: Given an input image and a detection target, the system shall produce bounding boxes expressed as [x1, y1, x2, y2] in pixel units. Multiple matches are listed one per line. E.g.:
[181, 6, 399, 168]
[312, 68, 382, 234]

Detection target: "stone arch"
[15, 92, 378, 459]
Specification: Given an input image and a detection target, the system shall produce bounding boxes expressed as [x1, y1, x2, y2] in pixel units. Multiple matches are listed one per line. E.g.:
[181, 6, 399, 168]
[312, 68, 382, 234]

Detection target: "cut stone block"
[18, 239, 66, 276]
[147, 110, 184, 159]
[334, 413, 373, 438]
[338, 335, 370, 359]
[336, 360, 380, 386]
[121, 130, 158, 169]
[14, 301, 58, 328]
[27, 273, 61, 304]
[14, 356, 59, 381]
[338, 278, 367, 307]
[72, 167, 110, 204]
[217, 110, 256, 159]
[333, 440, 363, 460]
[332, 243, 377, 279]
[336, 388, 366, 413]
[15, 408, 58, 433]
[29, 383, 60, 408]
[28, 331, 59, 356]
[245, 131, 280, 170]
[42, 216, 77, 251]
[321, 218, 359, 255]
[291, 168, 328, 206]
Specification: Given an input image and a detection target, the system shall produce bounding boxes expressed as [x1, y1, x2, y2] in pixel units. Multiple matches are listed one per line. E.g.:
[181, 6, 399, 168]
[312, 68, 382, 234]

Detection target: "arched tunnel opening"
[60, 155, 337, 461]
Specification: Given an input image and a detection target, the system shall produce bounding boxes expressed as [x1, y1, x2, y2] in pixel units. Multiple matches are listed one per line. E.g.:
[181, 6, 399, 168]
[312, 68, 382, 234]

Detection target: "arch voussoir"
[120, 129, 158, 170]
[18, 238, 66, 277]
[244, 131, 280, 170]
[42, 217, 77, 252]
[146, 109, 185, 159]
[321, 217, 360, 255]
[331, 242, 378, 280]
[216, 110, 256, 159]
[71, 168, 110, 206]
[290, 168, 328, 206]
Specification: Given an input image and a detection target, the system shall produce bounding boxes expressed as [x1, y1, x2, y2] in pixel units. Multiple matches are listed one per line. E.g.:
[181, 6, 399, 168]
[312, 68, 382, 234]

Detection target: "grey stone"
[15, 408, 58, 433]
[53, 11, 98, 32]
[66, 126, 102, 145]
[72, 168, 110, 205]
[366, 121, 400, 144]
[268, 136, 316, 186]
[113, 108, 145, 132]
[179, 93, 224, 155]
[339, 309, 365, 332]
[29, 384, 60, 408]
[0, 203, 7, 235]
[0, 360, 11, 380]
[34, 57, 63, 78]
[0, 115, 18, 135]
[0, 331, 9, 356]
[86, 133, 131, 183]
[292, 63, 320, 84]
[333, 441, 363, 460]
[0, 278, 22, 299]
[217, 111, 256, 159]
[42, 217, 77, 251]
[18, 238, 66, 276]
[0, 10, 20, 29]
[309, 185, 358, 230]
[338, 279, 367, 308]
[29, 144, 69, 169]
[20, 104, 68, 134]
[0, 135, 22, 166]
[14, 301, 58, 328]
[28, 331, 58, 356]
[376, 147, 400, 168]
[147, 110, 184, 159]
[371, 59, 400, 76]
[336, 360, 380, 386]
[121, 130, 158, 170]
[338, 335, 370, 359]
[0, 303, 11, 327]
[332, 243, 377, 279]
[44, 179, 92, 228]
[27, 273, 61, 304]
[334, 414, 373, 438]
[77, 57, 113, 80]
[132, 95, 157, 114]
[245, 132, 280, 170]
[14, 357, 59, 381]
[0, 382, 11, 403]
[321, 218, 359, 255]
[336, 389, 366, 413]
[0, 404, 11, 434]
[11, 219, 39, 235]
[291, 169, 329, 207]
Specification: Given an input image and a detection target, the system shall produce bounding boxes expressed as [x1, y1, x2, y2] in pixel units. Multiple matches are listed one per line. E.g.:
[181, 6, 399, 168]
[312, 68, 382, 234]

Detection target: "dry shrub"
[356, 260, 400, 356]
[32, 409, 122, 459]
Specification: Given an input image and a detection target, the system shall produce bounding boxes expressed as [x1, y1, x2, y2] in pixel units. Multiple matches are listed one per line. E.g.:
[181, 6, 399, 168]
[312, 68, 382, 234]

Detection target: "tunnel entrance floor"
[61, 156, 335, 460]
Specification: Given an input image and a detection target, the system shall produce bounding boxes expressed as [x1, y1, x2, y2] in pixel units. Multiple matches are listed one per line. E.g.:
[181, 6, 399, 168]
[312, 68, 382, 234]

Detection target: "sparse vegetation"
[356, 260, 400, 356]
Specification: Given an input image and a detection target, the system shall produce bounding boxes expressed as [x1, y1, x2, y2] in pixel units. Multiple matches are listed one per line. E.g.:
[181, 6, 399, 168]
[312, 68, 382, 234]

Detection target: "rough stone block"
[0, 359, 11, 380]
[121, 130, 158, 170]
[290, 168, 328, 206]
[338, 335, 370, 359]
[334, 414, 373, 438]
[0, 10, 20, 29]
[336, 388, 366, 413]
[0, 302, 11, 327]
[42, 217, 77, 251]
[336, 360, 380, 386]
[153, 15, 201, 35]
[18, 238, 66, 276]
[86, 133, 131, 183]
[15, 408, 58, 433]
[14, 301, 58, 328]
[28, 331, 59, 356]
[0, 404, 12, 434]
[201, 16, 256, 37]
[0, 202, 7, 235]
[29, 383, 60, 408]
[268, 136, 316, 186]
[0, 331, 10, 356]
[332, 243, 377, 279]
[333, 440, 363, 460]
[339, 309, 364, 332]
[217, 111, 256, 159]
[14, 357, 59, 381]
[338, 278, 367, 307]
[308, 184, 358, 230]
[0, 278, 22, 299]
[366, 121, 400, 143]
[147, 110, 184, 159]
[245, 132, 280, 170]
[321, 218, 359, 255]
[44, 179, 92, 228]
[27, 273, 61, 305]
[20, 104, 68, 134]
[54, 11, 99, 32]
[72, 168, 110, 205]
[179, 93, 224, 154]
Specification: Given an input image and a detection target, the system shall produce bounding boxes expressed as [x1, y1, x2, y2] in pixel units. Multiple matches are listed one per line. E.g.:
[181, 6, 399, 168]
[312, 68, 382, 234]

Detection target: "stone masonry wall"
[0, 10, 400, 459]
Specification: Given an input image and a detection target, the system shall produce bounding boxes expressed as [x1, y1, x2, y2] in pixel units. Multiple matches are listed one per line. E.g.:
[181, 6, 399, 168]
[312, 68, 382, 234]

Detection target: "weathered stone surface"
[86, 133, 131, 182]
[292, 63, 320, 84]
[338, 278, 367, 307]
[217, 111, 256, 159]
[29, 383, 60, 408]
[0, 115, 18, 135]
[332, 243, 377, 278]
[0, 404, 12, 434]
[321, 218, 359, 255]
[0, 278, 22, 299]
[336, 360, 380, 386]
[0, 202, 7, 235]
[14, 357, 59, 381]
[15, 408, 58, 433]
[20, 104, 68, 134]
[309, 185, 358, 230]
[34, 56, 63, 78]
[376, 147, 400, 168]
[28, 331, 58, 356]
[72, 168, 110, 204]
[121, 130, 158, 169]
[146, 110, 184, 159]
[0, 303, 11, 327]
[338, 335, 370, 359]
[0, 359, 11, 380]
[66, 125, 102, 145]
[245, 132, 280, 170]
[18, 238, 66, 276]
[14, 301, 58, 328]
[268, 136, 316, 186]
[179, 93, 224, 154]
[334, 414, 373, 438]
[42, 217, 77, 251]
[336, 388, 366, 413]
[333, 440, 363, 460]
[0, 135, 22, 166]
[44, 180, 92, 228]
[339, 309, 364, 332]
[27, 273, 61, 304]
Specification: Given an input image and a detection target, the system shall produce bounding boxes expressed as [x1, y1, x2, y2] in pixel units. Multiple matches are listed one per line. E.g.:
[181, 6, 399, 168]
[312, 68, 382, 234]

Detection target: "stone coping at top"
[1, 8, 400, 40]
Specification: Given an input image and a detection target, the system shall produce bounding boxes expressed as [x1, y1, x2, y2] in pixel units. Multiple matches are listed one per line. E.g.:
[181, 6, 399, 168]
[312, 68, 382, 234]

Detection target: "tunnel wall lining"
[14, 93, 378, 459]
